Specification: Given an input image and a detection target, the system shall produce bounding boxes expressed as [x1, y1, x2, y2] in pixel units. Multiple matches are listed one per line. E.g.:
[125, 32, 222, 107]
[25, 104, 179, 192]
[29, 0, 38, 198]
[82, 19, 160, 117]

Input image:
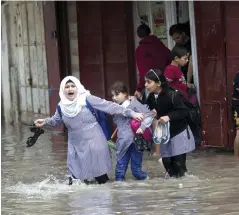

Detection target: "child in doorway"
[164, 45, 191, 99]
[164, 46, 202, 147]
[110, 81, 155, 181]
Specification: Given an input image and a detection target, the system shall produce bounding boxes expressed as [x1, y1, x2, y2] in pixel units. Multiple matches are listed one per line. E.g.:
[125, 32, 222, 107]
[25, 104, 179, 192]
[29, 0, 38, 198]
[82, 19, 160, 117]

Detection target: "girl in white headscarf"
[35, 76, 144, 185]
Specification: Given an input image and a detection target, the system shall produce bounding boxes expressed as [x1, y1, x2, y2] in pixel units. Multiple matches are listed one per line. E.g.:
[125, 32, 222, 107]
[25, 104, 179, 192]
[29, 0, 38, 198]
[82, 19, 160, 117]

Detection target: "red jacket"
[135, 35, 171, 92]
[164, 65, 188, 99]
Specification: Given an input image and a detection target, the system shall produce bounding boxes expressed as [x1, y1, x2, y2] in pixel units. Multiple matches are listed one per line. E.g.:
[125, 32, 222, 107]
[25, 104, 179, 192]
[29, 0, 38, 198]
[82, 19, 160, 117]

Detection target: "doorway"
[76, 1, 136, 100]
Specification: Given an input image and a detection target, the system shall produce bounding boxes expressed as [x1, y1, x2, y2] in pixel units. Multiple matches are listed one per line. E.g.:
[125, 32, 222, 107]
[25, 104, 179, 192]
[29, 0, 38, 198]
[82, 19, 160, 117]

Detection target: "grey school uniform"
[146, 89, 196, 159]
[45, 95, 136, 180]
[113, 98, 154, 161]
[160, 127, 195, 158]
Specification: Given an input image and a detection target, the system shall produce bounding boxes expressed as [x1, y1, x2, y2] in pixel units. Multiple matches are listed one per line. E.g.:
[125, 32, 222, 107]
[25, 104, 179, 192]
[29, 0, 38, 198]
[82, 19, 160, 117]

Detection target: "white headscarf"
[59, 76, 90, 117]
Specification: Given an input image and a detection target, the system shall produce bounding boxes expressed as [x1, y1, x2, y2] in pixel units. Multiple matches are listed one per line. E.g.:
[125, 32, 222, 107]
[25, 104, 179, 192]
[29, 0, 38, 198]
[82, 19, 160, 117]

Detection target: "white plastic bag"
[152, 121, 170, 145]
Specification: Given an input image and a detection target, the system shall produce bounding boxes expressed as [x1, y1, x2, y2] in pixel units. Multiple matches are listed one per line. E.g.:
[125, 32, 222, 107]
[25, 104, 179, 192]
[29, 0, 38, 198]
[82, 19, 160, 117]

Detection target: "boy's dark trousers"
[162, 153, 187, 178]
[115, 143, 147, 181]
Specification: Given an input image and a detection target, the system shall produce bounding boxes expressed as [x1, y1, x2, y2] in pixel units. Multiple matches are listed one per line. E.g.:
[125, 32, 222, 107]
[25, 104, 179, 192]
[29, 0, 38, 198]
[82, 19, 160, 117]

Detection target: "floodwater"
[1, 124, 239, 215]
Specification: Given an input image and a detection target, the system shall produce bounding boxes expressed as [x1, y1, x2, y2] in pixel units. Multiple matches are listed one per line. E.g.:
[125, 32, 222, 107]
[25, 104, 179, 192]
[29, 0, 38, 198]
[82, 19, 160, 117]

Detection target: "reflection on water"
[1, 124, 239, 215]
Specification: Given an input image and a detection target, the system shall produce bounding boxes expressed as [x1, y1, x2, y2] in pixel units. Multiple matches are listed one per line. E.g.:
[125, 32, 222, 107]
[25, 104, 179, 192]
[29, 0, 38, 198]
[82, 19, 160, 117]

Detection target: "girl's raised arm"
[87, 95, 144, 121]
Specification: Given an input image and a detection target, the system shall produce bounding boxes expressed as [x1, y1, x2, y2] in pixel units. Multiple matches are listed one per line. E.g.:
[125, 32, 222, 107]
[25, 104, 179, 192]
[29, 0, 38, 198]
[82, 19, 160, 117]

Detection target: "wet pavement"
[1, 124, 239, 215]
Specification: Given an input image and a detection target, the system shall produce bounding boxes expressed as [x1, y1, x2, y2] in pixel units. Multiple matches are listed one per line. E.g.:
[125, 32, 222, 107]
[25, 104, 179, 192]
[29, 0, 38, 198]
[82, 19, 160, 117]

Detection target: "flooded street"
[1, 124, 239, 215]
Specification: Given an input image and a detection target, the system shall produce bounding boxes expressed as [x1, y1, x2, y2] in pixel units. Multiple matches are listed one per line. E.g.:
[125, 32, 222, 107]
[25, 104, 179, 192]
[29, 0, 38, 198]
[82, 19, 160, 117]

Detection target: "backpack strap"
[57, 105, 62, 118]
[85, 98, 98, 120]
[169, 89, 191, 140]
[169, 89, 178, 107]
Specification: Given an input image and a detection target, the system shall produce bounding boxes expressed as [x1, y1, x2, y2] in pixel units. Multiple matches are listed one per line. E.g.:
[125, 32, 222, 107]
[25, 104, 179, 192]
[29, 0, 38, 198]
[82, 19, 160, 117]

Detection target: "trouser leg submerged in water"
[69, 173, 109, 185]
[95, 174, 110, 184]
[130, 143, 147, 180]
[115, 143, 147, 181]
[162, 153, 187, 178]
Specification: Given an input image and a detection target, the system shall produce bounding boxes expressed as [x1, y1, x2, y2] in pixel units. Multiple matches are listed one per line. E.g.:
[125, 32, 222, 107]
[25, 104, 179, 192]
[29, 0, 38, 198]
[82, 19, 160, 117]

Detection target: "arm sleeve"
[164, 66, 177, 83]
[132, 99, 155, 131]
[87, 95, 136, 118]
[145, 94, 155, 111]
[45, 108, 63, 127]
[168, 92, 189, 121]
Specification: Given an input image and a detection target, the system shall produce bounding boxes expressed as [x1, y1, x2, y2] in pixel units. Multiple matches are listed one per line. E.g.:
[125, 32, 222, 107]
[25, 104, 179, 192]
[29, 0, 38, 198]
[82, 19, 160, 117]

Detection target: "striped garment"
[160, 126, 195, 158]
[45, 95, 136, 180]
[113, 98, 154, 161]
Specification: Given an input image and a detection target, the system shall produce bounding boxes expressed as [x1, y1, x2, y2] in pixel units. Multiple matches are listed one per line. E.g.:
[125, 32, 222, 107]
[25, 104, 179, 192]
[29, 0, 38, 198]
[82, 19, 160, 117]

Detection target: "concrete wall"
[1, 1, 49, 124]
[1, 4, 13, 123]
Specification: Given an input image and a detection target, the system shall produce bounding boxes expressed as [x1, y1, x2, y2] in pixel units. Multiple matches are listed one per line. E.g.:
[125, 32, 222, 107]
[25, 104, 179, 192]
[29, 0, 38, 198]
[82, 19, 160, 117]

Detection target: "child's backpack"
[170, 87, 202, 145]
[169, 87, 201, 127]
[57, 98, 112, 140]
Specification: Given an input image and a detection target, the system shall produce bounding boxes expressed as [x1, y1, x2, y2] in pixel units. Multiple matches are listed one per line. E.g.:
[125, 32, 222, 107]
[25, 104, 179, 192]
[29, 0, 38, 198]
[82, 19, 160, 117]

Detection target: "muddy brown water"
[1, 124, 239, 215]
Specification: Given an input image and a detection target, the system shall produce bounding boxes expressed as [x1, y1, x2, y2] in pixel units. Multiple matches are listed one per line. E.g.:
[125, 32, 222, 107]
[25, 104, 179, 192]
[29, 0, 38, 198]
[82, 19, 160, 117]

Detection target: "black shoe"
[69, 177, 73, 185]
[26, 124, 44, 147]
[84, 179, 96, 185]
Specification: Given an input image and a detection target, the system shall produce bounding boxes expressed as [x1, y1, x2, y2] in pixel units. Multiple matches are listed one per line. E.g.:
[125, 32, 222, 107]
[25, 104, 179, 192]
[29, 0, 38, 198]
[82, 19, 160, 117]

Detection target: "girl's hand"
[159, 116, 170, 124]
[134, 90, 142, 99]
[133, 113, 144, 121]
[34, 119, 46, 127]
[136, 128, 144, 134]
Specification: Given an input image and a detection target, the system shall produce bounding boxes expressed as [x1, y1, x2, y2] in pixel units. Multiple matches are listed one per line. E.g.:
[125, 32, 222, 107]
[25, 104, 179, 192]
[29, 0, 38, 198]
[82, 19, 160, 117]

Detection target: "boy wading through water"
[34, 76, 144, 185]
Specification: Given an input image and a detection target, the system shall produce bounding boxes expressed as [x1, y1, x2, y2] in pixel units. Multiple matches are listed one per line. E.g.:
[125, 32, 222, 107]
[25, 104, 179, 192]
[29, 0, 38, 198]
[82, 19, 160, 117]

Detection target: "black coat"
[146, 88, 189, 138]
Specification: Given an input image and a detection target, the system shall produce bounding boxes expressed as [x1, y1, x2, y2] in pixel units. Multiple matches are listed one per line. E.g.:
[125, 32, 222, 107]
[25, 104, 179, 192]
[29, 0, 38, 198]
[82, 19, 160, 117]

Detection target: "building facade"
[1, 1, 239, 149]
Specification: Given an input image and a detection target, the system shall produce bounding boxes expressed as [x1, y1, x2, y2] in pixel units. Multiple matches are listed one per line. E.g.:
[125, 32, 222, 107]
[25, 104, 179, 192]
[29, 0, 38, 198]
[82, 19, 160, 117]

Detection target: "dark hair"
[145, 69, 168, 90]
[109, 81, 128, 95]
[66, 79, 74, 84]
[169, 22, 190, 37]
[137, 24, 151, 38]
[171, 46, 189, 60]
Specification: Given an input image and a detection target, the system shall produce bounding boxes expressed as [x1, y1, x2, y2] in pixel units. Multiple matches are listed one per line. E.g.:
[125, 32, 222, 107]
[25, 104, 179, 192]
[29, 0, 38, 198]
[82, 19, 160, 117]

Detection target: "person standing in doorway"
[135, 24, 171, 101]
[164, 46, 202, 147]
[232, 72, 239, 157]
[169, 22, 194, 87]
[164, 46, 189, 99]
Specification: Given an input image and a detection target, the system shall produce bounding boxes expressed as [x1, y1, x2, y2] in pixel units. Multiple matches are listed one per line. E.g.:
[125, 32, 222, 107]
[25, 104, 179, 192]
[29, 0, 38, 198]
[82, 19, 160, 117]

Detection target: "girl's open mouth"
[68, 92, 74, 96]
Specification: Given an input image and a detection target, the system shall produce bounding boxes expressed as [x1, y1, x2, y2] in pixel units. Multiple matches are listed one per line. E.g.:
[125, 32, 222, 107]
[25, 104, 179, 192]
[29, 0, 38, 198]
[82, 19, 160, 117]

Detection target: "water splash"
[5, 176, 97, 199]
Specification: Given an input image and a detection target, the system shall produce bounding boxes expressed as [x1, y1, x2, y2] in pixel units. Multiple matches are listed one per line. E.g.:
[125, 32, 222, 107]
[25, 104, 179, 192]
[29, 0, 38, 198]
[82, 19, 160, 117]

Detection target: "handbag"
[133, 134, 150, 152]
[130, 119, 152, 142]
[152, 121, 170, 145]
